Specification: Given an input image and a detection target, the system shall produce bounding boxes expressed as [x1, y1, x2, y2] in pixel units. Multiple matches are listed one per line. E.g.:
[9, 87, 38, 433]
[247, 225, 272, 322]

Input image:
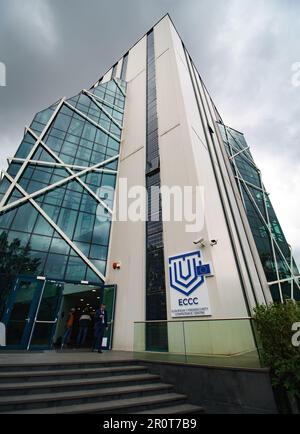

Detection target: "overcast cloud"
[0, 0, 299, 264]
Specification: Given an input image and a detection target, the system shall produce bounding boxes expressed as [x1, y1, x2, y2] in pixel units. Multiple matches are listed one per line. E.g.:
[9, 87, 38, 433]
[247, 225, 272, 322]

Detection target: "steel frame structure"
[223, 125, 300, 301]
[0, 82, 126, 284]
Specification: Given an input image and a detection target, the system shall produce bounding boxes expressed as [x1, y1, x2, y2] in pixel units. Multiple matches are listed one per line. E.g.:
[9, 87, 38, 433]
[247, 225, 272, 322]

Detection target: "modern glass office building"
[0, 14, 298, 352]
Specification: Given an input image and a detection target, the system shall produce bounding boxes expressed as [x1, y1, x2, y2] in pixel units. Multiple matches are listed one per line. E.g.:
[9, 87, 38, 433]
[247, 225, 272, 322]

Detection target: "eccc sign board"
[0, 322, 5, 347]
[168, 251, 213, 318]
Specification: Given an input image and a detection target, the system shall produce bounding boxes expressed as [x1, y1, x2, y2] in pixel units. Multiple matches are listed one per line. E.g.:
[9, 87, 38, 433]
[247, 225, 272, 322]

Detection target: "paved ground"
[0, 350, 136, 365]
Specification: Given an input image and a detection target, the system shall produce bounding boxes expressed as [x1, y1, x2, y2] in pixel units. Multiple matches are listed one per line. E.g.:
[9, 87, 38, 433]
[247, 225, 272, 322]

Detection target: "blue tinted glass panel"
[65, 256, 87, 281]
[11, 203, 38, 233]
[29, 234, 51, 252]
[33, 214, 54, 237]
[50, 237, 70, 255]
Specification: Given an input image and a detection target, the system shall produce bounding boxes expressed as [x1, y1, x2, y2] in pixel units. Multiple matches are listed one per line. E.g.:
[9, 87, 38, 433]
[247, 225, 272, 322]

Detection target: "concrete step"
[0, 365, 147, 383]
[0, 373, 161, 397]
[134, 403, 205, 414]
[2, 393, 187, 414]
[0, 359, 138, 373]
[0, 383, 174, 412]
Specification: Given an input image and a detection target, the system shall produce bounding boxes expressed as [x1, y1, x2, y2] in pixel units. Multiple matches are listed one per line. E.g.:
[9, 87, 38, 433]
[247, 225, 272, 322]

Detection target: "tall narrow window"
[112, 63, 118, 78]
[145, 30, 167, 328]
[121, 53, 128, 81]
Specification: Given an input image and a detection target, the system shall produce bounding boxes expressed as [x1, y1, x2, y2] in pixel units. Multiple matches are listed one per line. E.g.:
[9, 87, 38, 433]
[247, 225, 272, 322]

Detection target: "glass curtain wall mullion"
[145, 30, 167, 323]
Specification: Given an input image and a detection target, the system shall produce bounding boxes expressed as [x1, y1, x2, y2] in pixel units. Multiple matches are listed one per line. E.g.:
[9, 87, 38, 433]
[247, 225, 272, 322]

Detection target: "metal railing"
[134, 318, 262, 369]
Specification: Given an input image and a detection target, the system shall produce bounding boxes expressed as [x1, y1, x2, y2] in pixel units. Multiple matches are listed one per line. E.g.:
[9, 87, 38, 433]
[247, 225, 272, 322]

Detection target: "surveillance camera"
[210, 240, 218, 246]
[193, 238, 206, 247]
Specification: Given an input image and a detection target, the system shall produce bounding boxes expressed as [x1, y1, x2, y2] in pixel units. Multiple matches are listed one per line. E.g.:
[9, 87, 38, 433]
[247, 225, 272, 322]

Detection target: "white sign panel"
[168, 251, 212, 318]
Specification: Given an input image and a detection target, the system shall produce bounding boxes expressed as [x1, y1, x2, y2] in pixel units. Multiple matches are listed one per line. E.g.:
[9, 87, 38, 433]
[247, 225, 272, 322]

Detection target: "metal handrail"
[134, 317, 253, 324]
[133, 317, 262, 368]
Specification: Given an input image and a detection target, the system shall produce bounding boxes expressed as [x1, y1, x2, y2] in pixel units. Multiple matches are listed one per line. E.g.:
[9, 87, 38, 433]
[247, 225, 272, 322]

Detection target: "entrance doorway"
[1, 275, 116, 351]
[2, 276, 63, 350]
[53, 283, 116, 350]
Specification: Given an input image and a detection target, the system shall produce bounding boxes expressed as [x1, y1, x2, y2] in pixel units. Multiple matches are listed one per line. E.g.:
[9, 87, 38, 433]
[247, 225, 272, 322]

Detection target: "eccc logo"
[169, 251, 213, 317]
[169, 251, 212, 297]
[0, 322, 5, 347]
[168, 250, 212, 318]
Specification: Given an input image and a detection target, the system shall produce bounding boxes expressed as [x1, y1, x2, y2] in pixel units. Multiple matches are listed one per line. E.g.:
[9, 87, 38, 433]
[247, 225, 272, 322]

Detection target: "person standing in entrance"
[93, 303, 108, 353]
[61, 308, 76, 349]
[76, 307, 92, 348]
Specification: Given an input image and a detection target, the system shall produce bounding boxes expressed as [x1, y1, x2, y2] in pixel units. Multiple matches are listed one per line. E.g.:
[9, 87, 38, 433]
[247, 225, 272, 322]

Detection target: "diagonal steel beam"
[83, 89, 123, 130]
[259, 170, 284, 302]
[0, 98, 66, 209]
[234, 176, 269, 195]
[64, 101, 121, 143]
[87, 91, 124, 114]
[224, 126, 260, 172]
[8, 157, 117, 175]
[3, 171, 106, 283]
[223, 123, 297, 299]
[235, 164, 300, 292]
[0, 153, 119, 214]
[229, 146, 250, 160]
[26, 128, 117, 215]
[113, 78, 126, 97]
[268, 276, 300, 287]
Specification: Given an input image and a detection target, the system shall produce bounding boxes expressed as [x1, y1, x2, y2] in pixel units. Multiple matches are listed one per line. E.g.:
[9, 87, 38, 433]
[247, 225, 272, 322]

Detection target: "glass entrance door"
[2, 276, 44, 349]
[28, 281, 63, 349]
[1, 278, 115, 351]
[102, 285, 117, 350]
[2, 276, 64, 350]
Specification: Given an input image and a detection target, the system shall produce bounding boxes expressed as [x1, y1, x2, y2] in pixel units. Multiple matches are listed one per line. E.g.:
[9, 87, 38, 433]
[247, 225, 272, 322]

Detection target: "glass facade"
[218, 123, 300, 302]
[146, 30, 167, 322]
[0, 78, 126, 310]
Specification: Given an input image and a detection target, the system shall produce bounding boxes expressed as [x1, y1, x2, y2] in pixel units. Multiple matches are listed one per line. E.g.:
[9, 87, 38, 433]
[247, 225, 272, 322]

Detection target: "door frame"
[103, 284, 117, 350]
[27, 279, 64, 351]
[1, 275, 45, 350]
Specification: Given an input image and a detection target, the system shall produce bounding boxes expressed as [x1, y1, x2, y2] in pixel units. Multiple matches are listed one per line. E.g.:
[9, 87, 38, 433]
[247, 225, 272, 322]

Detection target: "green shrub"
[253, 301, 300, 399]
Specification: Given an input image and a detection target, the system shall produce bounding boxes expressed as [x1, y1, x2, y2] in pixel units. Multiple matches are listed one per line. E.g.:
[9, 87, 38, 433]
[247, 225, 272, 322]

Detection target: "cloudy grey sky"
[0, 0, 299, 264]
